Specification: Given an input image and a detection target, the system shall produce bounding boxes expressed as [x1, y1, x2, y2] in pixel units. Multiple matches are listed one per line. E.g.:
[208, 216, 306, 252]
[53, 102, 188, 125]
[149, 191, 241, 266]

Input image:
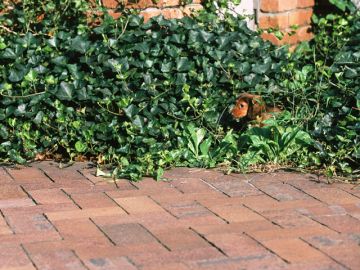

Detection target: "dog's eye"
[239, 104, 244, 108]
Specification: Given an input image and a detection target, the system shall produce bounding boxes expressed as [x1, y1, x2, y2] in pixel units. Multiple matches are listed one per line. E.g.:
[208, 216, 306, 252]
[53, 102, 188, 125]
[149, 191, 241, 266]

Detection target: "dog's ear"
[247, 95, 266, 120]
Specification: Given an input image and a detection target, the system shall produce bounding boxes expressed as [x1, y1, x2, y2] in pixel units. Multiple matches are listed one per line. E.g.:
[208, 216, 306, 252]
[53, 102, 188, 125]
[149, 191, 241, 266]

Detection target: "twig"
[0, 25, 24, 36]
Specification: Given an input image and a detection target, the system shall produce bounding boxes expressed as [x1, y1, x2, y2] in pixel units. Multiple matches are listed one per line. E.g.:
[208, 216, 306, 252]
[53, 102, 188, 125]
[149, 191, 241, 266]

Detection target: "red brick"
[188, 255, 286, 270]
[164, 167, 223, 181]
[297, 204, 349, 217]
[176, 214, 226, 229]
[29, 249, 87, 270]
[28, 189, 72, 205]
[255, 182, 313, 201]
[37, 163, 91, 184]
[261, 31, 284, 46]
[263, 238, 329, 263]
[304, 187, 360, 205]
[132, 177, 173, 191]
[2, 203, 78, 216]
[84, 256, 137, 270]
[107, 10, 122, 20]
[141, 262, 190, 270]
[156, 0, 181, 8]
[208, 204, 266, 223]
[77, 241, 166, 259]
[312, 214, 360, 233]
[53, 219, 106, 240]
[0, 215, 12, 235]
[71, 193, 117, 209]
[267, 212, 322, 228]
[129, 247, 224, 267]
[289, 9, 313, 26]
[260, 0, 297, 12]
[206, 233, 271, 257]
[182, 4, 203, 16]
[0, 185, 27, 200]
[191, 220, 278, 236]
[0, 246, 34, 269]
[153, 228, 208, 251]
[102, 0, 118, 9]
[285, 260, 346, 270]
[63, 184, 121, 195]
[297, 0, 315, 8]
[303, 235, 360, 270]
[6, 167, 50, 183]
[259, 13, 289, 29]
[91, 210, 179, 233]
[100, 223, 158, 246]
[205, 178, 263, 197]
[126, 0, 154, 9]
[0, 168, 14, 184]
[169, 178, 216, 194]
[6, 213, 55, 233]
[45, 207, 126, 221]
[0, 231, 61, 247]
[161, 8, 184, 20]
[115, 196, 166, 214]
[24, 238, 110, 255]
[297, 25, 313, 42]
[243, 198, 323, 214]
[248, 225, 337, 241]
[158, 200, 214, 219]
[0, 198, 35, 209]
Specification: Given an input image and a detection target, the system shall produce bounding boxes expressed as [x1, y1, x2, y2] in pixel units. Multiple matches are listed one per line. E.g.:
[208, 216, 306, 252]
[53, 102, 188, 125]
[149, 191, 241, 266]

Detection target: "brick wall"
[102, 0, 203, 21]
[102, 0, 315, 46]
[258, 0, 315, 46]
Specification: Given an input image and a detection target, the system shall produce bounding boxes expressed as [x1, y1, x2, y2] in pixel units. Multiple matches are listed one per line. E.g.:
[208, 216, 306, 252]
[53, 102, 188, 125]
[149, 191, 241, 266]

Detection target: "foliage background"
[0, 0, 359, 180]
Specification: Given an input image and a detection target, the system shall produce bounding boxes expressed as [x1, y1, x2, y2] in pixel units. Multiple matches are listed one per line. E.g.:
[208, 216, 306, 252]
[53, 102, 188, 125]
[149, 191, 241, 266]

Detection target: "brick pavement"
[0, 161, 359, 270]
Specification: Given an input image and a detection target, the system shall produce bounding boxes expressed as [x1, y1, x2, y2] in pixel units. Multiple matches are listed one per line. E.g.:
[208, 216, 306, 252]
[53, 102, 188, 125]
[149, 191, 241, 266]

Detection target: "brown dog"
[231, 93, 281, 124]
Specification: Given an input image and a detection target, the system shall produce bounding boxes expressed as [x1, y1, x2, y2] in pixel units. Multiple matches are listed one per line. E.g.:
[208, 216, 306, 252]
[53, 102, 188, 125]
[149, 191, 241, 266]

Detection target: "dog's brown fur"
[231, 93, 281, 124]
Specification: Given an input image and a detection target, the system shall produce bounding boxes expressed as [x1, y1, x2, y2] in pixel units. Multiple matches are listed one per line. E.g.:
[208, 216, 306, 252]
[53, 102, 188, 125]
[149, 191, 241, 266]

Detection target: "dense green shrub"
[279, 1, 360, 177]
[0, 0, 358, 180]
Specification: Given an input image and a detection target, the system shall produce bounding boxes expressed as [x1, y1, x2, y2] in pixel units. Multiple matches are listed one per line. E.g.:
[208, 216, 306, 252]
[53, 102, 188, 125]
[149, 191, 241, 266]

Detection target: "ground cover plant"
[0, 0, 359, 180]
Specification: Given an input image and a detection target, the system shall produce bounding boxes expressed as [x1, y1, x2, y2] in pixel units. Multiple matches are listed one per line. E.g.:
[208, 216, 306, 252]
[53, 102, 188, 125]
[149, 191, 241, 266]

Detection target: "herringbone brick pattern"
[0, 162, 359, 270]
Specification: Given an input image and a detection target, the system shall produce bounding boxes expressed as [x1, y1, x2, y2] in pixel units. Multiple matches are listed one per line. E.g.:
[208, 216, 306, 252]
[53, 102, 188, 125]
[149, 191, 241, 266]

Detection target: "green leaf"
[176, 57, 192, 72]
[24, 69, 38, 82]
[8, 68, 25, 82]
[71, 36, 90, 54]
[200, 137, 212, 156]
[33, 111, 44, 125]
[75, 141, 87, 152]
[2, 48, 17, 59]
[57, 82, 74, 100]
[124, 104, 139, 119]
[252, 62, 271, 74]
[0, 124, 9, 139]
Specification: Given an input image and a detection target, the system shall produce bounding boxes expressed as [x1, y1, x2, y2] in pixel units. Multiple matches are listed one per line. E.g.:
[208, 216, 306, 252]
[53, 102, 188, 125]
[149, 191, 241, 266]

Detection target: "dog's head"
[231, 93, 266, 120]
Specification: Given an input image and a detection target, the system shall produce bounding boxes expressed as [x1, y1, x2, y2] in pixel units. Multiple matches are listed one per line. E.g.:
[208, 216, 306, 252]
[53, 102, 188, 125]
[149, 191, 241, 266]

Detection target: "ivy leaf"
[252, 62, 271, 74]
[71, 36, 90, 54]
[161, 62, 173, 73]
[176, 57, 192, 72]
[24, 69, 38, 82]
[124, 104, 139, 119]
[8, 68, 25, 82]
[75, 141, 87, 152]
[57, 82, 74, 100]
[47, 37, 59, 48]
[344, 67, 357, 78]
[0, 124, 9, 139]
[15, 104, 26, 116]
[33, 111, 44, 125]
[2, 48, 17, 59]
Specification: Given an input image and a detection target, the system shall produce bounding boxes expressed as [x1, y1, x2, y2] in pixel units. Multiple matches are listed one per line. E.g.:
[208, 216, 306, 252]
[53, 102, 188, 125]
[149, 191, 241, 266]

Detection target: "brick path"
[0, 162, 359, 270]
